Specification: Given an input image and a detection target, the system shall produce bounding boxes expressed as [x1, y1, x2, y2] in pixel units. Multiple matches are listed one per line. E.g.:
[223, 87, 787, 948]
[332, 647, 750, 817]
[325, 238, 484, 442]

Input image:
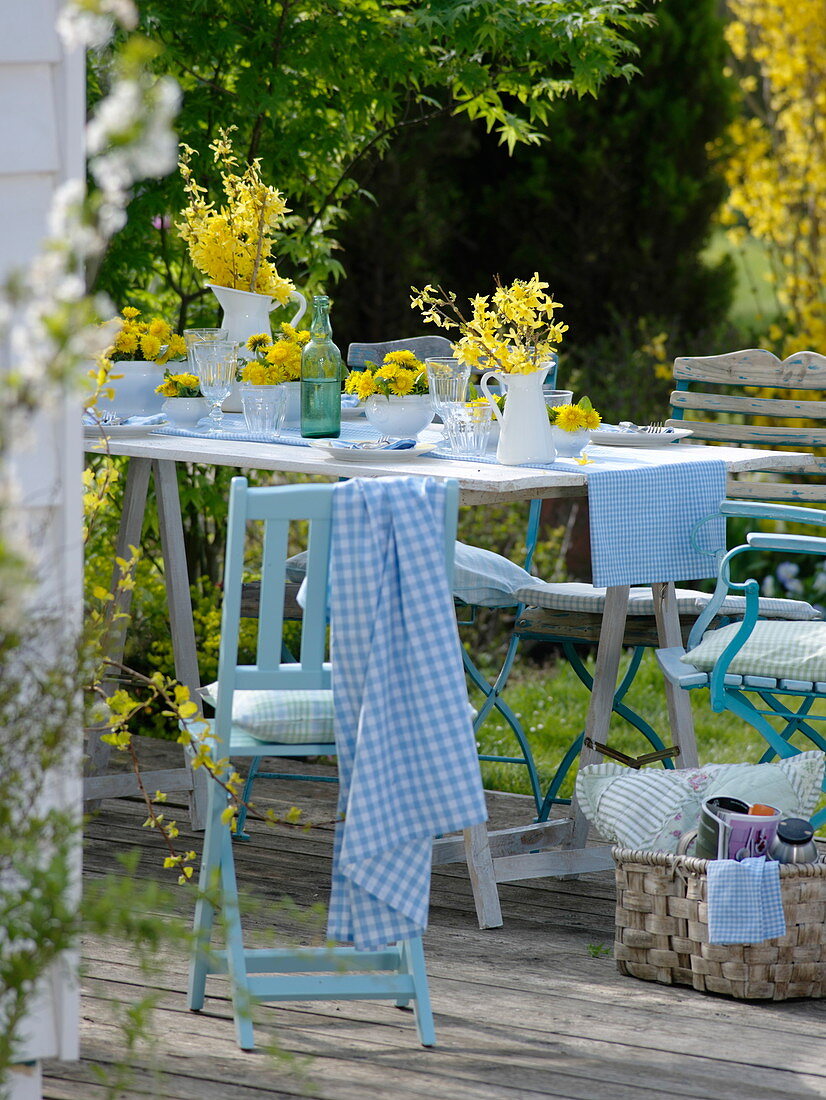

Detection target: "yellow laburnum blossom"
[178, 127, 294, 301]
[720, 0, 826, 356]
[411, 274, 567, 375]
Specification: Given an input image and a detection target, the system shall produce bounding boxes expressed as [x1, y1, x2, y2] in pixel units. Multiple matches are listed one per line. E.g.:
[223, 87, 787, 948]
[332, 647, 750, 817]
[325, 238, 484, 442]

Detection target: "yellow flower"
[140, 334, 162, 361]
[246, 333, 271, 352]
[354, 371, 377, 399]
[392, 369, 416, 396]
[555, 405, 586, 431]
[583, 409, 601, 430]
[121, 306, 140, 319]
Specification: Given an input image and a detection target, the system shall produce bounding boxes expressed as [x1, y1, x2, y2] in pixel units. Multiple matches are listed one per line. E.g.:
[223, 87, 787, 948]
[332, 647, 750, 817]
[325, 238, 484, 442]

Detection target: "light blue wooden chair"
[657, 499, 826, 828]
[185, 475, 461, 1050]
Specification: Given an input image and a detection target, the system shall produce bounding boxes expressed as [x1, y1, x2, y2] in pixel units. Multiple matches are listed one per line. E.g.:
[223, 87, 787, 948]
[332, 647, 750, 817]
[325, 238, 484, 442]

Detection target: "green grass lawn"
[470, 647, 814, 805]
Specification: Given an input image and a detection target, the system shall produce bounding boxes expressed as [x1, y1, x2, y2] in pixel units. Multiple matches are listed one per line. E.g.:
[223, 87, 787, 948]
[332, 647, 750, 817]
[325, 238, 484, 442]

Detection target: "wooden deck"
[45, 744, 826, 1100]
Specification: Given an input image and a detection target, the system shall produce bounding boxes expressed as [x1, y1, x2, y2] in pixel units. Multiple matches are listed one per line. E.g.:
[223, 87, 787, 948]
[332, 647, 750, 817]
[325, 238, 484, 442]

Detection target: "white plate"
[307, 440, 438, 461]
[588, 425, 693, 448]
[83, 420, 169, 439]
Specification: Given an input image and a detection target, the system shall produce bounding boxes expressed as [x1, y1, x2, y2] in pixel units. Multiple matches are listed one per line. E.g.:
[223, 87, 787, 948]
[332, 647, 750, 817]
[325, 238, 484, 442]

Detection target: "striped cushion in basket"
[201, 683, 335, 744]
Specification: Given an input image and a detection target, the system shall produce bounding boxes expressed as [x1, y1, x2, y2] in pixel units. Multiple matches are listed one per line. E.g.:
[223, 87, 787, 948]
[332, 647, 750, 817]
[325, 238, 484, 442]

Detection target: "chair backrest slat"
[670, 389, 826, 420]
[674, 349, 826, 388]
[217, 477, 460, 720]
[668, 349, 826, 506]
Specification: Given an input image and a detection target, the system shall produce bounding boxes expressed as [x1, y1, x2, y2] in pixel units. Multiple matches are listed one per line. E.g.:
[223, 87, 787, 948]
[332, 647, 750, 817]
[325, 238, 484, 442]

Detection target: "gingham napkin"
[707, 856, 786, 944]
[326, 476, 487, 950]
[586, 459, 726, 587]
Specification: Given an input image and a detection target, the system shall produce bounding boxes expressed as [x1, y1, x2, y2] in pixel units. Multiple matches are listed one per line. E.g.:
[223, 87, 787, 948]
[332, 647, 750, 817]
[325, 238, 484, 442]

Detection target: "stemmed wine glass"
[192, 341, 237, 434]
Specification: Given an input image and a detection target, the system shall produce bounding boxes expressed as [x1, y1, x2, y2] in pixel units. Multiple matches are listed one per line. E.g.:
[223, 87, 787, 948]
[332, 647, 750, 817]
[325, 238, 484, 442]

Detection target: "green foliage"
[333, 0, 736, 416]
[90, 0, 651, 323]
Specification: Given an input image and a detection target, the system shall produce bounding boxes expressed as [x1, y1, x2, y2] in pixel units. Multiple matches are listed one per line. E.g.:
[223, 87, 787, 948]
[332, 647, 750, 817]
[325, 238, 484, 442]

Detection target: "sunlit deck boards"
[45, 745, 826, 1100]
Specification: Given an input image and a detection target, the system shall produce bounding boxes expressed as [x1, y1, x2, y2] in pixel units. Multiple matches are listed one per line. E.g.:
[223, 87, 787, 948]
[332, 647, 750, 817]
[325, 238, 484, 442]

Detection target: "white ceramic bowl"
[363, 395, 434, 438]
[162, 397, 208, 428]
[101, 360, 167, 417]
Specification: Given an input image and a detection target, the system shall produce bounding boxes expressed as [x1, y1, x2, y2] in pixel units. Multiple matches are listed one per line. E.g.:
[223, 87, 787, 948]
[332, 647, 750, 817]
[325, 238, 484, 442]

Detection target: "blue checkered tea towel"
[587, 459, 726, 587]
[707, 856, 786, 944]
[327, 476, 488, 950]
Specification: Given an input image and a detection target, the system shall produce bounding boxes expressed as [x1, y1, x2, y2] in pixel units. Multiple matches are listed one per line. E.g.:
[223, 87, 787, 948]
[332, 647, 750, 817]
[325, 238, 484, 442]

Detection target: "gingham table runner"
[159, 417, 727, 588]
[327, 476, 487, 950]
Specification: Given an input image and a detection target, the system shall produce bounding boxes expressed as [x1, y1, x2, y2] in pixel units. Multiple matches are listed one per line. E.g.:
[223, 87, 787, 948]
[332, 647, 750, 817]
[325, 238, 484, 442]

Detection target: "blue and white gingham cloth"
[158, 415, 386, 447]
[587, 458, 726, 587]
[706, 856, 786, 944]
[327, 476, 488, 950]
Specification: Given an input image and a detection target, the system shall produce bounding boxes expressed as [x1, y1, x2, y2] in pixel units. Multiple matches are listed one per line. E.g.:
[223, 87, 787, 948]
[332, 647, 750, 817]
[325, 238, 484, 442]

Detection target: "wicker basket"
[613, 847, 826, 1000]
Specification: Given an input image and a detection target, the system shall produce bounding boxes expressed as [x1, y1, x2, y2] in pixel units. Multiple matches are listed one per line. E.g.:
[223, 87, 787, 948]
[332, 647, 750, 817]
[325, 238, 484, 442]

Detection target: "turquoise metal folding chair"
[657, 499, 826, 828]
[185, 475, 460, 1050]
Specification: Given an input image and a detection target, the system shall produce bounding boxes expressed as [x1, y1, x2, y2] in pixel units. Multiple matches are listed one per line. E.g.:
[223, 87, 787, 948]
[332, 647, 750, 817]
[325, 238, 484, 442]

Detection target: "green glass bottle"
[300, 295, 342, 438]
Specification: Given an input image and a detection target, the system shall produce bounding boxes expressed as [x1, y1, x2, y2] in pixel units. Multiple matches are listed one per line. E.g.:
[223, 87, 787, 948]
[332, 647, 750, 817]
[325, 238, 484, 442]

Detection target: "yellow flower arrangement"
[549, 396, 601, 432]
[410, 274, 567, 375]
[155, 371, 202, 398]
[238, 323, 310, 385]
[178, 127, 294, 302]
[343, 350, 428, 400]
[106, 306, 187, 364]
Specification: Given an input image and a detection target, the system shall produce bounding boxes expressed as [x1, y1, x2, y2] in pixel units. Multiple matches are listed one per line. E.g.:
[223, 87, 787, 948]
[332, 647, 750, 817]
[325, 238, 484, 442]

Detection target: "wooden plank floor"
[46, 742, 826, 1100]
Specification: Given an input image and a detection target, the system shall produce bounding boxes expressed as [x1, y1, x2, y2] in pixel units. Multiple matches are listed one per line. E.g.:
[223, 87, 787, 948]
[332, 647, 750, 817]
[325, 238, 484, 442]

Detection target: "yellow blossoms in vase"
[549, 396, 601, 432]
[106, 306, 187, 364]
[343, 350, 429, 400]
[410, 274, 567, 375]
[238, 324, 310, 385]
[178, 126, 294, 302]
[155, 371, 202, 398]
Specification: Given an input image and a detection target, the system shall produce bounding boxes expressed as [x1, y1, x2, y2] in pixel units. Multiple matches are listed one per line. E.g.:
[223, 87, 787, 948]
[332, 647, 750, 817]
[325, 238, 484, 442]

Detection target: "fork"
[353, 436, 391, 448]
[96, 410, 124, 426]
[642, 420, 666, 434]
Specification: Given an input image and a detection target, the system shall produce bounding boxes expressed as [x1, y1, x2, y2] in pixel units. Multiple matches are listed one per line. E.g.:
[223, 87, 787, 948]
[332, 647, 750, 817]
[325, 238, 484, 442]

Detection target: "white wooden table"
[85, 427, 808, 924]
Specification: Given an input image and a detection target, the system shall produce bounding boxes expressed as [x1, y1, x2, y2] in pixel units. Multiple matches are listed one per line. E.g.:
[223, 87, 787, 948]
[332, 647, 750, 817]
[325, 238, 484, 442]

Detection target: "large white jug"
[207, 283, 307, 356]
[480, 363, 556, 465]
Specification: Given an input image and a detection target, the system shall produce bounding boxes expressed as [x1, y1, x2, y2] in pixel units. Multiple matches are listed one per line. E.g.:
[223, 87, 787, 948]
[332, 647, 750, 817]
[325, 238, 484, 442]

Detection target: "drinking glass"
[192, 341, 237, 433]
[425, 357, 471, 421]
[240, 384, 287, 438]
[444, 403, 493, 457]
[184, 327, 229, 369]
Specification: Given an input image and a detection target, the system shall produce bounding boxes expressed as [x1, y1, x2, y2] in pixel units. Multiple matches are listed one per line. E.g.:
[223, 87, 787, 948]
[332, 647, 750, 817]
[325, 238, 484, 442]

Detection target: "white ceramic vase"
[101, 360, 167, 418]
[552, 427, 590, 458]
[480, 363, 556, 465]
[208, 283, 307, 412]
[363, 395, 434, 438]
[162, 397, 208, 428]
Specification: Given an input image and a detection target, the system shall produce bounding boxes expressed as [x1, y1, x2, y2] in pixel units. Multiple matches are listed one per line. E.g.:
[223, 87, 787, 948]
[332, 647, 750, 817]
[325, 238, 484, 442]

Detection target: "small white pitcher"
[480, 362, 556, 465]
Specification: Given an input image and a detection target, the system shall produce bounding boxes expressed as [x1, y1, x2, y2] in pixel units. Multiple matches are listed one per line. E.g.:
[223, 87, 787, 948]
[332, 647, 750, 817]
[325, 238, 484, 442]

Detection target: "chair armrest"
[746, 531, 826, 555]
[721, 499, 826, 529]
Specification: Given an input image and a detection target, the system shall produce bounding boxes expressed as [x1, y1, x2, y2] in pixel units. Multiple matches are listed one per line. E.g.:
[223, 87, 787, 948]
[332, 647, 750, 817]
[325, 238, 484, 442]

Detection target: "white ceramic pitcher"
[480, 362, 556, 465]
[207, 283, 307, 355]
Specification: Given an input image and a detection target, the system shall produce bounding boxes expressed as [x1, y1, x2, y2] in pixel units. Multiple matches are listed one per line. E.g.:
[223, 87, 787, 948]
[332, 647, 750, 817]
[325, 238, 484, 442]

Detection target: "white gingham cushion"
[683, 620, 826, 681]
[289, 542, 536, 609]
[514, 580, 820, 620]
[201, 683, 335, 743]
